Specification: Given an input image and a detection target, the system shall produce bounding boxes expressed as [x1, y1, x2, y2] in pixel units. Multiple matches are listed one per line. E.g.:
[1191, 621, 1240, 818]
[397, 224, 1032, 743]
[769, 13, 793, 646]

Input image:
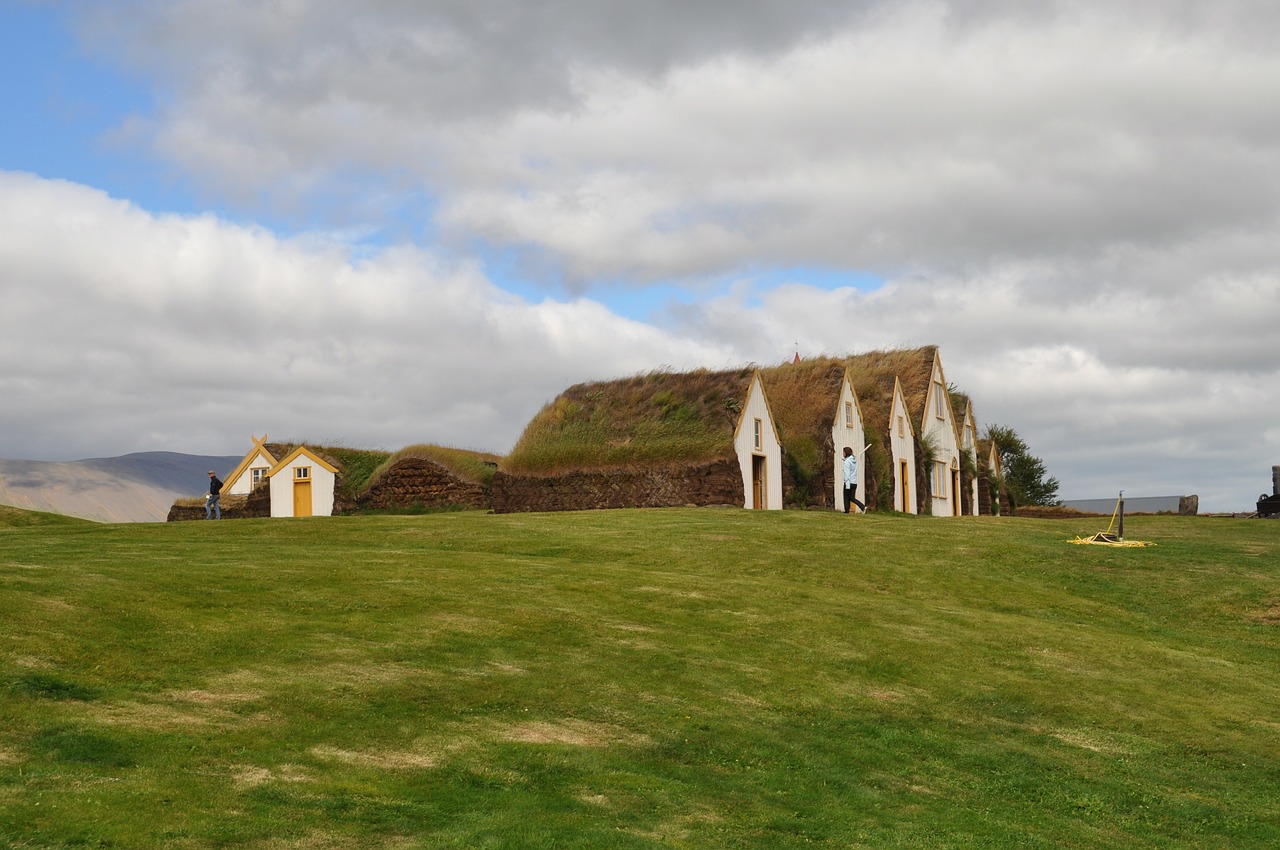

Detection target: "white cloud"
[0, 172, 731, 460]
[82, 1, 1280, 286]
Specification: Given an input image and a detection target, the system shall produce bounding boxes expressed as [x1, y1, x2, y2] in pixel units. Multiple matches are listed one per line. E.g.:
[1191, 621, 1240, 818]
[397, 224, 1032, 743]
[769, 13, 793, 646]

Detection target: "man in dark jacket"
[206, 471, 223, 520]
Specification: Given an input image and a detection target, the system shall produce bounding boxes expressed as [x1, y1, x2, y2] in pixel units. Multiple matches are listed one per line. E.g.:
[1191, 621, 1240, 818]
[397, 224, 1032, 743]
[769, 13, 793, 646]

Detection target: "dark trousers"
[844, 484, 865, 513]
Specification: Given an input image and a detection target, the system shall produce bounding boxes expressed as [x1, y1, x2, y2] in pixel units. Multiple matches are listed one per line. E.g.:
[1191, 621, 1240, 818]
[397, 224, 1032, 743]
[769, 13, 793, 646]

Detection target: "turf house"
[756, 358, 867, 511]
[492, 367, 783, 513]
[267, 446, 339, 518]
[977, 436, 1005, 516]
[839, 347, 967, 515]
[954, 395, 982, 516]
[842, 363, 919, 513]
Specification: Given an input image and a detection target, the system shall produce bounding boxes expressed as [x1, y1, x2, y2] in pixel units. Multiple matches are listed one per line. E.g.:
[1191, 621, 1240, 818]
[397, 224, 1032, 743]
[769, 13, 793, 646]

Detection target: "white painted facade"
[888, 379, 917, 514]
[733, 371, 783, 510]
[919, 356, 962, 517]
[830, 371, 866, 511]
[267, 446, 339, 518]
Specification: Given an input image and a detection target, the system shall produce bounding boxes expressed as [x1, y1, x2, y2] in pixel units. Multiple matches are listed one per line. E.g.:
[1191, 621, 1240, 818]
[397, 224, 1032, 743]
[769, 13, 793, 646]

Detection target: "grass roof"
[841, 347, 938, 432]
[364, 444, 502, 491]
[757, 358, 848, 446]
[504, 367, 758, 474]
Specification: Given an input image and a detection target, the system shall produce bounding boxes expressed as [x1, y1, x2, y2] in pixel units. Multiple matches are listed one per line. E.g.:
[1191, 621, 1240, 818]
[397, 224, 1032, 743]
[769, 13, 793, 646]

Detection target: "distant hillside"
[0, 452, 242, 523]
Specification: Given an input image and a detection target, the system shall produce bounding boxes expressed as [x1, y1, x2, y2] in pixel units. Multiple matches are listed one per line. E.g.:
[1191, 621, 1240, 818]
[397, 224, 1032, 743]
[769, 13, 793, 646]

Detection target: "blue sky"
[2, 0, 1278, 511]
[2, 5, 167, 207]
[1, 3, 881, 321]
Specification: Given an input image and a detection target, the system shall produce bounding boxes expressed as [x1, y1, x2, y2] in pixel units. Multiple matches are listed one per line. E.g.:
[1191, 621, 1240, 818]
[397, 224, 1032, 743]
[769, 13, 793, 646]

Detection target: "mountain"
[0, 452, 243, 523]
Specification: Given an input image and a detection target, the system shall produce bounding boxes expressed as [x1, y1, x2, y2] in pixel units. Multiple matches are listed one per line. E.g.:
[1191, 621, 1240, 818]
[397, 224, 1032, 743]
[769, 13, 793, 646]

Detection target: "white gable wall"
[921, 360, 962, 517]
[734, 373, 783, 510]
[226, 448, 275, 496]
[269, 453, 337, 518]
[830, 377, 865, 511]
[889, 384, 917, 514]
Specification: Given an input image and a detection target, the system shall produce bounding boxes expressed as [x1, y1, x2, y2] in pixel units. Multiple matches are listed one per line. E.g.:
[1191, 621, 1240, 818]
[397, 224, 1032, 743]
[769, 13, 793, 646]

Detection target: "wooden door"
[899, 460, 910, 513]
[293, 480, 313, 517]
[752, 455, 766, 509]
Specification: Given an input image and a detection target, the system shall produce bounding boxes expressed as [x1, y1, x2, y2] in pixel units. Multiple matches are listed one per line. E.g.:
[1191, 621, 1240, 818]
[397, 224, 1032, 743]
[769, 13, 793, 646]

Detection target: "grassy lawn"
[1, 506, 1278, 848]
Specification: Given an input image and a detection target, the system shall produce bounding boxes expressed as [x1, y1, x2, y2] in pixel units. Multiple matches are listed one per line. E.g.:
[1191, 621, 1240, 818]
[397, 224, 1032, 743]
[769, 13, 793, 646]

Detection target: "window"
[897, 416, 905, 438]
[934, 461, 948, 498]
[753, 418, 763, 451]
[295, 466, 311, 481]
[935, 382, 946, 418]
[251, 467, 267, 487]
[844, 401, 853, 428]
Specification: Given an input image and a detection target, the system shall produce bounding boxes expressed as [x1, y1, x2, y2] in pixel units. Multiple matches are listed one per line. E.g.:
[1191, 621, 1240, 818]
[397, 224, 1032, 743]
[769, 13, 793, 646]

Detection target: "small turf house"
[978, 436, 1004, 516]
[956, 398, 981, 516]
[267, 446, 339, 518]
[759, 358, 866, 510]
[843, 352, 924, 514]
[892, 346, 964, 516]
[493, 367, 783, 513]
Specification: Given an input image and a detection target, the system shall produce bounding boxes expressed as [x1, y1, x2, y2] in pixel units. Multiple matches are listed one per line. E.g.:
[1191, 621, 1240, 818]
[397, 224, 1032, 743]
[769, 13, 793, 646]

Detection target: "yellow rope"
[1066, 495, 1155, 546]
[1068, 534, 1155, 547]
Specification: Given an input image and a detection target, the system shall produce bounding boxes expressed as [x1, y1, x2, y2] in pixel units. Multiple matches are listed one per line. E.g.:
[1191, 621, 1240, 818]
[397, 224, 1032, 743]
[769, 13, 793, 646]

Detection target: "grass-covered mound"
[363, 444, 501, 492]
[2, 512, 1278, 847]
[358, 444, 502, 513]
[0, 504, 94, 529]
[504, 367, 757, 473]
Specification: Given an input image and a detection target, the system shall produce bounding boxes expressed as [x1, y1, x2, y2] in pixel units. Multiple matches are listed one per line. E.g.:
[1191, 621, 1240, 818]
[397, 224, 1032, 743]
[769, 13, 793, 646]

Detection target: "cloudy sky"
[3, 0, 1278, 511]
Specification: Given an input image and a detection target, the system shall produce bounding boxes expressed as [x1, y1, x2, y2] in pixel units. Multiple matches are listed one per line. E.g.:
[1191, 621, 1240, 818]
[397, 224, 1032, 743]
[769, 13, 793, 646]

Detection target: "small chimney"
[1273, 465, 1280, 497]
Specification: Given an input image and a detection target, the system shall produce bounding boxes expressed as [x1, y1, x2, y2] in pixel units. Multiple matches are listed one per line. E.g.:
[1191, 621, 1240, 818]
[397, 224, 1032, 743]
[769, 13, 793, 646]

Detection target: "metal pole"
[1118, 490, 1125, 541]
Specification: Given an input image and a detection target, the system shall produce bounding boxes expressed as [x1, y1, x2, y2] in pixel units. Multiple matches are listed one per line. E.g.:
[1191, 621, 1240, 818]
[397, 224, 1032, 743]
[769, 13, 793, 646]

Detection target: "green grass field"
[2, 505, 1278, 848]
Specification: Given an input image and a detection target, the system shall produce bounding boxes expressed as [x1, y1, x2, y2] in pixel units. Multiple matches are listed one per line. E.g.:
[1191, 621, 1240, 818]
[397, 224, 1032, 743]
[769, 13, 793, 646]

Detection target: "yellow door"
[293, 480, 313, 517]
[900, 460, 910, 513]
[752, 455, 765, 509]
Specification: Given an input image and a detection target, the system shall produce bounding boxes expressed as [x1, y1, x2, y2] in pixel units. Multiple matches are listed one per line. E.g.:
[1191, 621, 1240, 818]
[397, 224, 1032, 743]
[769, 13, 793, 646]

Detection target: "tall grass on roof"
[759, 358, 848, 508]
[363, 444, 502, 493]
[844, 346, 938, 420]
[504, 368, 754, 473]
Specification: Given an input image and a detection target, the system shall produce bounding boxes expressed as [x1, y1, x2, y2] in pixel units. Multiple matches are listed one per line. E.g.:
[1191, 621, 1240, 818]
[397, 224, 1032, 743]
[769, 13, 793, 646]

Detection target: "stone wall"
[357, 457, 490, 512]
[166, 486, 270, 522]
[977, 475, 996, 516]
[492, 459, 744, 513]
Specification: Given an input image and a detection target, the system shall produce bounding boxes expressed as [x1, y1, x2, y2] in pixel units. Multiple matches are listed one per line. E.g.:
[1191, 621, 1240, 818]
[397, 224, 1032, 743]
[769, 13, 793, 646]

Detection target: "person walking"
[206, 470, 223, 520]
[842, 447, 865, 514]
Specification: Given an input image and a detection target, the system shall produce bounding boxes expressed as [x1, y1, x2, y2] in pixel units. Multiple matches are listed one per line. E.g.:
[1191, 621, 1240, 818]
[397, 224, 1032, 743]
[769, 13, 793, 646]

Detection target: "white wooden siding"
[269, 452, 336, 517]
[831, 378, 865, 510]
[734, 373, 782, 510]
